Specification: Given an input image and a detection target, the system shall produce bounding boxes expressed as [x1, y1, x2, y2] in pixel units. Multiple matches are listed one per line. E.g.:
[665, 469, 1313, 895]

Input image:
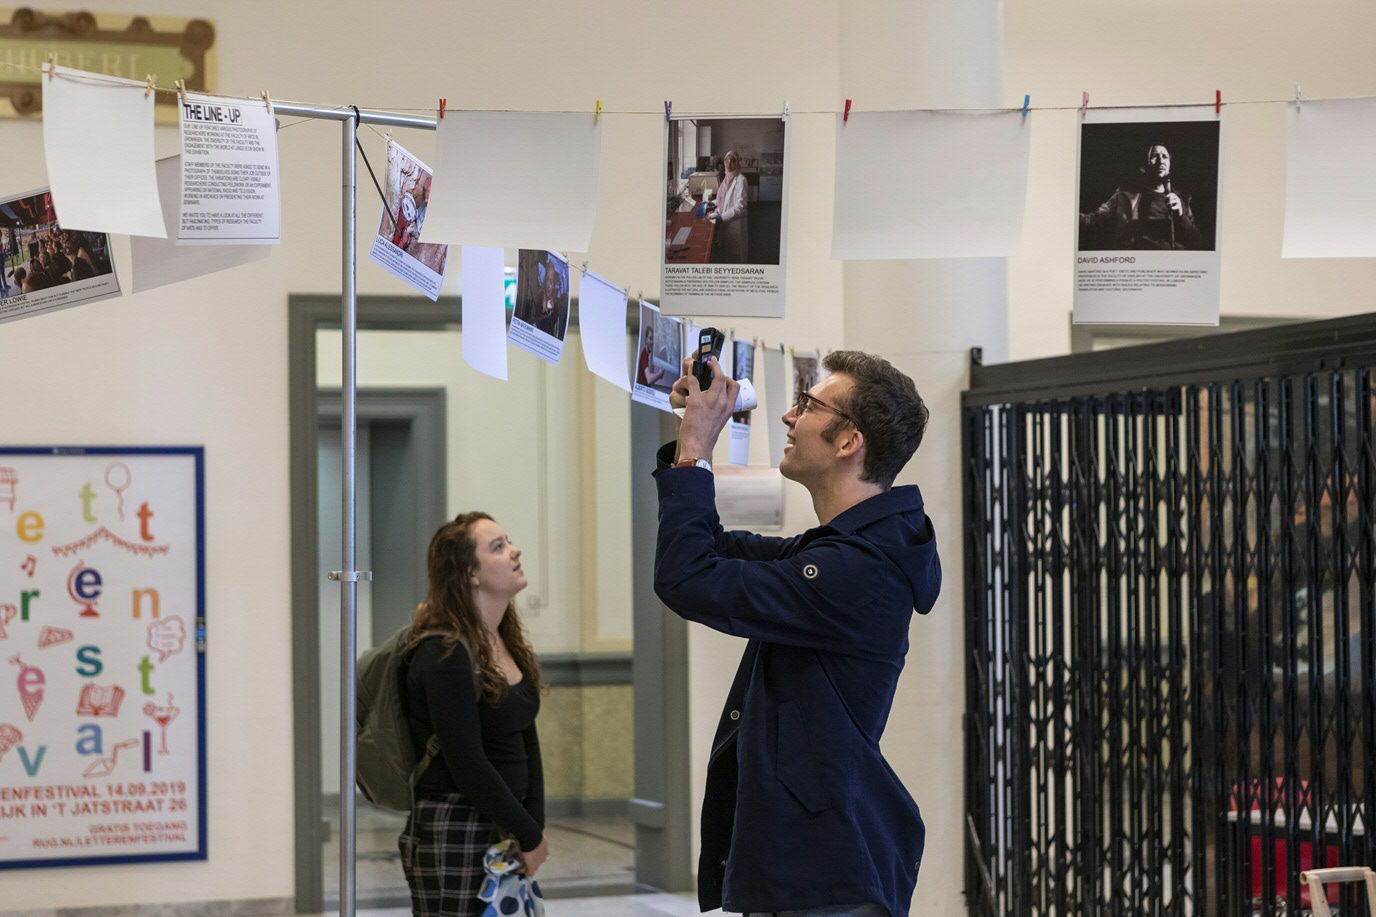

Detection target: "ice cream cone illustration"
[0, 723, 20, 762]
[10, 654, 44, 722]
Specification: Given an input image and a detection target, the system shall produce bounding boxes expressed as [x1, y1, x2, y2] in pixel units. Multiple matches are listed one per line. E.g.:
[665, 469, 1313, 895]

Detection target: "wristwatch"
[673, 456, 712, 472]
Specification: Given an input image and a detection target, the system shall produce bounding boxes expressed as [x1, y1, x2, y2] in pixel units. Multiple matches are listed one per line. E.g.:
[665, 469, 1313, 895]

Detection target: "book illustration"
[51, 527, 169, 559]
[0, 467, 15, 512]
[0, 605, 15, 641]
[147, 617, 186, 663]
[38, 626, 74, 650]
[21, 554, 36, 577]
[105, 462, 131, 522]
[76, 682, 125, 718]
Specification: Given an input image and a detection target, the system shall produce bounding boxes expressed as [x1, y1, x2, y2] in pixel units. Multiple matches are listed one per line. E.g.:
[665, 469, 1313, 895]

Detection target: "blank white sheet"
[43, 65, 165, 238]
[831, 110, 1029, 260]
[1283, 99, 1376, 258]
[577, 271, 631, 391]
[460, 246, 509, 380]
[425, 112, 601, 252]
[132, 157, 271, 293]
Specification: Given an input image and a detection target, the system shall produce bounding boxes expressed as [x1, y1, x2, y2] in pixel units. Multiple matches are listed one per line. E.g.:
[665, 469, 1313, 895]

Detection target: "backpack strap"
[408, 734, 442, 791]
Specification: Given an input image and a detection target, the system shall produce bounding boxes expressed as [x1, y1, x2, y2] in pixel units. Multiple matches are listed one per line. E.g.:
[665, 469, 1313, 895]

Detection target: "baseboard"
[0, 897, 295, 917]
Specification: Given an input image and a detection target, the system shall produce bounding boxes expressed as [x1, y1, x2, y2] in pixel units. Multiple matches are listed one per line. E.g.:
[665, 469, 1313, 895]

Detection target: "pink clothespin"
[1215, 90, 1222, 115]
[664, 100, 672, 122]
[1080, 91, 1089, 116]
[843, 99, 852, 123]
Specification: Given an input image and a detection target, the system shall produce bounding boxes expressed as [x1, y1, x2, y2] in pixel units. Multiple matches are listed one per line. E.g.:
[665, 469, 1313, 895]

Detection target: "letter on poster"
[832, 110, 1030, 260]
[661, 116, 789, 318]
[1074, 106, 1222, 325]
[1283, 98, 1376, 258]
[42, 65, 164, 238]
[508, 250, 571, 366]
[631, 301, 680, 413]
[0, 187, 121, 324]
[177, 92, 280, 244]
[367, 141, 449, 300]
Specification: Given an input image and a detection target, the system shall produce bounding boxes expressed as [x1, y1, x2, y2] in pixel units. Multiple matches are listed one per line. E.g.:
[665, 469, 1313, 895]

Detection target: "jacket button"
[729, 709, 740, 721]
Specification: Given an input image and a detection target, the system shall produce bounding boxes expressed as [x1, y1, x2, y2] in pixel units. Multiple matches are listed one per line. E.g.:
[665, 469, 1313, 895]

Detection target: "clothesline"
[4, 59, 1370, 117]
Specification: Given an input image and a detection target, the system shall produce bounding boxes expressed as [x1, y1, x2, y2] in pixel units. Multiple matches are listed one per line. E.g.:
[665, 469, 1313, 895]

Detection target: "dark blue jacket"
[653, 452, 941, 917]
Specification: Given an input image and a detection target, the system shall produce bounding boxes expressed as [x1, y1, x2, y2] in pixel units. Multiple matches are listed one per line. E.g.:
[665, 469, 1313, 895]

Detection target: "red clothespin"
[664, 100, 672, 122]
[438, 98, 446, 120]
[1022, 94, 1031, 118]
[1215, 89, 1222, 115]
[1080, 91, 1089, 116]
[843, 99, 852, 123]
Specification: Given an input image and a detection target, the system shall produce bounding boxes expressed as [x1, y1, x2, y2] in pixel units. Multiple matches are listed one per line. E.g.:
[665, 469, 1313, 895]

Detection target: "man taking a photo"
[654, 350, 940, 917]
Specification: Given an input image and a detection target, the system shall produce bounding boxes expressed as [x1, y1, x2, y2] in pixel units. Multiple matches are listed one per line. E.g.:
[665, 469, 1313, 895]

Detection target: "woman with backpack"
[400, 512, 549, 916]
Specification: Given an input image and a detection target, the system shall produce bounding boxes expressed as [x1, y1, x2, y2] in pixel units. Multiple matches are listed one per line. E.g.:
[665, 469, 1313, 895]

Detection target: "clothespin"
[1295, 84, 1302, 109]
[783, 100, 791, 121]
[637, 290, 644, 303]
[384, 128, 392, 144]
[594, 99, 602, 124]
[664, 101, 671, 123]
[1215, 90, 1221, 115]
[1080, 91, 1089, 116]
[752, 336, 759, 349]
[144, 74, 155, 99]
[46, 52, 56, 80]
[788, 345, 795, 358]
[174, 79, 187, 106]
[262, 90, 273, 115]
[580, 259, 589, 275]
[438, 98, 446, 120]
[779, 342, 785, 354]
[1021, 94, 1031, 118]
[843, 99, 852, 123]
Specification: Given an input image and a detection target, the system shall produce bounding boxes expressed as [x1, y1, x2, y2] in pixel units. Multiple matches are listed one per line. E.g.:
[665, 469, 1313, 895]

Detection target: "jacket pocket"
[774, 700, 829, 814]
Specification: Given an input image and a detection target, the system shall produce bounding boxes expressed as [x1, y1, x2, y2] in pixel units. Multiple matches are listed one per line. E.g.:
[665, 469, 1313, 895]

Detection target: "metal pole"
[339, 110, 359, 917]
[273, 97, 435, 917]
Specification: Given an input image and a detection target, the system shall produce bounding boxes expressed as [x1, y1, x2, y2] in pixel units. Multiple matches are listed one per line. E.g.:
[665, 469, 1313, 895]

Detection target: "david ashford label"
[178, 92, 281, 245]
[0, 448, 206, 869]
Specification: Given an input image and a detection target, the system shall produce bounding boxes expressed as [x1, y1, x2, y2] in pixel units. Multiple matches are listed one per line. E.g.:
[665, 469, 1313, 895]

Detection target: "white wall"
[1006, 0, 1376, 360]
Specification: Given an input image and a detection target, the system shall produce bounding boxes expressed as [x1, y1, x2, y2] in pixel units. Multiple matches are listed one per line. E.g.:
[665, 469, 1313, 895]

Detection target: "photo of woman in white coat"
[709, 150, 749, 263]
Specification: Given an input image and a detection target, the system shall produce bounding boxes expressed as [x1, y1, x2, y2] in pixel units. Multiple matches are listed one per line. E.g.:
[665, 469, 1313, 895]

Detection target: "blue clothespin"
[1021, 94, 1030, 118]
[664, 100, 672, 122]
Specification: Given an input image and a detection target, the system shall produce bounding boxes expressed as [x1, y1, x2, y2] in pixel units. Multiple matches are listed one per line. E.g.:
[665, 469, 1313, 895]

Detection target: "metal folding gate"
[962, 315, 1376, 917]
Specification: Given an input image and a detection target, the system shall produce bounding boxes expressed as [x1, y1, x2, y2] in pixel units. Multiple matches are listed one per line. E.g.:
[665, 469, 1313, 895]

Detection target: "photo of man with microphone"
[651, 340, 941, 917]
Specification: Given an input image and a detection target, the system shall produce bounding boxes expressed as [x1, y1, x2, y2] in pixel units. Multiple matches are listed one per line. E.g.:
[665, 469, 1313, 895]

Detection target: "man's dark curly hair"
[819, 351, 928, 489]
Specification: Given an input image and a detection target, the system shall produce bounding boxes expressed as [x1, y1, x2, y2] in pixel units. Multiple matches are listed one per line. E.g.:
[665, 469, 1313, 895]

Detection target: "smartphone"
[693, 327, 726, 391]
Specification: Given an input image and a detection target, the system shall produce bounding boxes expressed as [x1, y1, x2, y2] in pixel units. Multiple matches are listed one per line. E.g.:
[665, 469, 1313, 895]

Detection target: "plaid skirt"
[399, 794, 502, 917]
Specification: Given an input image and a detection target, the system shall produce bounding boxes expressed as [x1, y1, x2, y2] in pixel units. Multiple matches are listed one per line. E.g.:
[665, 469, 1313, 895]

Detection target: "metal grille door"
[963, 318, 1376, 917]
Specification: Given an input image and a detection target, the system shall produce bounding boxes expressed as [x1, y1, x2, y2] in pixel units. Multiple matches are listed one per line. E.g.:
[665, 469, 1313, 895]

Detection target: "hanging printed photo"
[631, 300, 680, 413]
[367, 141, 450, 301]
[508, 250, 570, 365]
[661, 115, 789, 318]
[0, 187, 121, 325]
[1074, 106, 1222, 325]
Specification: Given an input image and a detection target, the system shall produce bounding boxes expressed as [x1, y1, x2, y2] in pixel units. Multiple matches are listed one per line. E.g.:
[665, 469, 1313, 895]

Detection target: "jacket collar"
[821, 484, 925, 536]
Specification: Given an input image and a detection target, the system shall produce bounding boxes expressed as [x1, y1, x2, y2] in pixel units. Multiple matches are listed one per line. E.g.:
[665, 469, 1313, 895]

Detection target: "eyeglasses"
[794, 391, 862, 434]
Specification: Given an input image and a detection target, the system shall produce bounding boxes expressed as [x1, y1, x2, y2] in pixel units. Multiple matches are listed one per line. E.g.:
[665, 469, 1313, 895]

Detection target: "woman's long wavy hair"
[407, 512, 544, 701]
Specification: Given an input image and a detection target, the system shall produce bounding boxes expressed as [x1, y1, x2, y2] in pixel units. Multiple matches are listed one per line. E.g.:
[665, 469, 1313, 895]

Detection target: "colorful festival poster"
[0, 187, 121, 326]
[0, 448, 205, 869]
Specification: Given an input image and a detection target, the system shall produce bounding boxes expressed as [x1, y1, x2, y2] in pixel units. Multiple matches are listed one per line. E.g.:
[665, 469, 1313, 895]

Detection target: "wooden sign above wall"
[0, 8, 215, 122]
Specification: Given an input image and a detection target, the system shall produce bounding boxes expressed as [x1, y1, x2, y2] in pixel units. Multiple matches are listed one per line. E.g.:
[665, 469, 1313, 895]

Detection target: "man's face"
[779, 372, 857, 485]
[1147, 145, 1171, 180]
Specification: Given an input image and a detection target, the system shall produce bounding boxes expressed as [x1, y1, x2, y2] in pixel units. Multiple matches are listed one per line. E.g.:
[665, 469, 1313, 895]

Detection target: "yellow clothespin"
[789, 345, 795, 358]
[175, 80, 187, 106]
[261, 90, 273, 115]
[144, 74, 155, 99]
[594, 99, 602, 124]
[46, 52, 56, 80]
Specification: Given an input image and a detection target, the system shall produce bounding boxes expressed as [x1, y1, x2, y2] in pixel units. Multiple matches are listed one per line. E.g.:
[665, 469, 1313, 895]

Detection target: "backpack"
[355, 626, 440, 811]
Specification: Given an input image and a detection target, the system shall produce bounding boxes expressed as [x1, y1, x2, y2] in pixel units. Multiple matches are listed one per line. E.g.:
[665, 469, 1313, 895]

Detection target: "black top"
[405, 636, 544, 850]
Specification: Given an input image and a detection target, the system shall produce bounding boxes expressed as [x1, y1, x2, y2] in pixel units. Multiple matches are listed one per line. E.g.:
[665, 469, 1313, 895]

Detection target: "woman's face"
[468, 518, 526, 598]
[724, 153, 739, 171]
